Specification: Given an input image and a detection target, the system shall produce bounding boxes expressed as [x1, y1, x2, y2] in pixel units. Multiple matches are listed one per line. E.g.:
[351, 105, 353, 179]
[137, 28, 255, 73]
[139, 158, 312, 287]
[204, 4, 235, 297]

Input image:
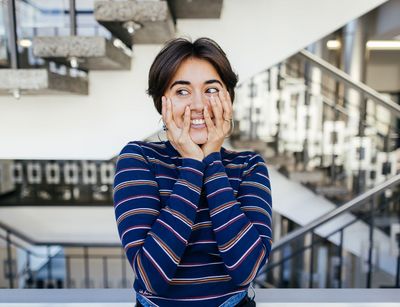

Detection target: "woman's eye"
[176, 89, 189, 96]
[207, 88, 219, 94]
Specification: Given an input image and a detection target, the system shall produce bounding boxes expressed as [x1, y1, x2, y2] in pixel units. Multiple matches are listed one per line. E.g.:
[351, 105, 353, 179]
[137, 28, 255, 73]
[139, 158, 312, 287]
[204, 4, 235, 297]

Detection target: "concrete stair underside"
[33, 36, 131, 71]
[94, 0, 175, 46]
[168, 0, 223, 18]
[0, 69, 88, 95]
[270, 166, 396, 276]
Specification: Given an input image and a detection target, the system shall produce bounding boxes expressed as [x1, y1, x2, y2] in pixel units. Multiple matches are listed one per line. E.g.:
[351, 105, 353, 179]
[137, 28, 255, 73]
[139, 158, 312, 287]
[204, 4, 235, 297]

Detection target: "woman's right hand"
[162, 96, 204, 161]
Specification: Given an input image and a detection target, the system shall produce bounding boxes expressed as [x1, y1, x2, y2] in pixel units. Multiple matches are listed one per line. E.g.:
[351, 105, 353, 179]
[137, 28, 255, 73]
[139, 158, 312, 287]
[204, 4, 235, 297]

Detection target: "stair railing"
[256, 174, 400, 288]
[0, 221, 127, 289]
[297, 49, 400, 117]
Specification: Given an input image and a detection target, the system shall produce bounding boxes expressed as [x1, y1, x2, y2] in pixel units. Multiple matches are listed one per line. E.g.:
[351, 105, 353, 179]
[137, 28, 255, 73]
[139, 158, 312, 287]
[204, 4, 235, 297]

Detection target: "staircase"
[0, 0, 389, 160]
[230, 49, 400, 288]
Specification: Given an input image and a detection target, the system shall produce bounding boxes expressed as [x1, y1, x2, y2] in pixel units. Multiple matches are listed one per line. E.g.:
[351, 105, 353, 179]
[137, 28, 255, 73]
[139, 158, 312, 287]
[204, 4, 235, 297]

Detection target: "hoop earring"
[157, 117, 167, 142]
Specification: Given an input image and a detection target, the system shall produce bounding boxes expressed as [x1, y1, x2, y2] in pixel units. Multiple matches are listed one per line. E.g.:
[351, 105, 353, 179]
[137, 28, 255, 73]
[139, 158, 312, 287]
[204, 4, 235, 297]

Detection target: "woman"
[113, 37, 272, 307]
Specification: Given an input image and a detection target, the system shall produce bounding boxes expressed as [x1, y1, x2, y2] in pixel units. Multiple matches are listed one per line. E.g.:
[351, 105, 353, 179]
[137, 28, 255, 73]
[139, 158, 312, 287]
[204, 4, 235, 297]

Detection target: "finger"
[164, 96, 171, 125]
[161, 96, 173, 139]
[219, 91, 233, 135]
[204, 105, 215, 130]
[220, 89, 233, 121]
[183, 105, 191, 135]
[210, 95, 223, 129]
[167, 98, 178, 130]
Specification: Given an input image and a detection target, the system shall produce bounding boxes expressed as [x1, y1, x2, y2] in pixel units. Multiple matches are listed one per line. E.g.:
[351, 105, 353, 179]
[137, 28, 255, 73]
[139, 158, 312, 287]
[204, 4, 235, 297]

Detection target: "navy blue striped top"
[113, 140, 272, 306]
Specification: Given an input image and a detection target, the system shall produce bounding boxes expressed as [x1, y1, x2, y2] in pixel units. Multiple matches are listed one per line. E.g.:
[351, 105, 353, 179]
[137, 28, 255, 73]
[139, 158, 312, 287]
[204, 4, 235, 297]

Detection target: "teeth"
[191, 119, 205, 125]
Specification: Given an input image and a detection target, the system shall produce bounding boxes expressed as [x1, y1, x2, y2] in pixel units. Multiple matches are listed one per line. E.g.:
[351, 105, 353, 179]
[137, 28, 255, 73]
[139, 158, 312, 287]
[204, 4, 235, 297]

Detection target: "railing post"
[338, 229, 344, 288]
[84, 246, 90, 288]
[7, 0, 19, 69]
[6, 231, 14, 288]
[309, 232, 315, 288]
[26, 250, 33, 288]
[366, 198, 375, 288]
[66, 255, 71, 288]
[47, 245, 54, 288]
[121, 249, 127, 288]
[396, 233, 400, 288]
[103, 256, 108, 288]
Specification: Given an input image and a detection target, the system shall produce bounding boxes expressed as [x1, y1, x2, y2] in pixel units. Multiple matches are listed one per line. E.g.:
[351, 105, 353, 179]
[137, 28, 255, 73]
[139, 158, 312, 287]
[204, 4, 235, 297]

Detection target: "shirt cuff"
[202, 152, 222, 166]
[181, 157, 206, 172]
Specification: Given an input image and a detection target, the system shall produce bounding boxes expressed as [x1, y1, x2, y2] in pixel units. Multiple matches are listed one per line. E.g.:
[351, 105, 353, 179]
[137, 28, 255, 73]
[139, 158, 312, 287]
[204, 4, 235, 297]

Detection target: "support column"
[341, 17, 368, 136]
[341, 16, 368, 193]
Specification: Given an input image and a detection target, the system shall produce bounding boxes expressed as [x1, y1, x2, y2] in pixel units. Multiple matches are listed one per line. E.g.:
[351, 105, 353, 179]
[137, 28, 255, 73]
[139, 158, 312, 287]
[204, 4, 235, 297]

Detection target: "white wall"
[0, 0, 388, 160]
[366, 51, 400, 91]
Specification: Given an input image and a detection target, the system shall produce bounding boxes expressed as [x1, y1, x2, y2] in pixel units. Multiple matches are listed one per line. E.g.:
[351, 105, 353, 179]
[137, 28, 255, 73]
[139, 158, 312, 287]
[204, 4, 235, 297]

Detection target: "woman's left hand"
[201, 89, 233, 158]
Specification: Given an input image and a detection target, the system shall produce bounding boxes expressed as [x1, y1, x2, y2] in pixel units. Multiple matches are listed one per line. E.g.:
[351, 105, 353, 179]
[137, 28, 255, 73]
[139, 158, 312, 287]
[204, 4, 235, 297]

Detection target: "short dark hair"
[147, 37, 238, 114]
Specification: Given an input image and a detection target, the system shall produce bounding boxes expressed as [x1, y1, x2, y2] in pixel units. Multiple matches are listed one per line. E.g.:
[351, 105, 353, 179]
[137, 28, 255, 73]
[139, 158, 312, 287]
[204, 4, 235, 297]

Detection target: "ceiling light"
[68, 56, 79, 69]
[113, 38, 123, 48]
[122, 21, 142, 35]
[326, 39, 400, 50]
[18, 39, 32, 48]
[366, 40, 400, 50]
[12, 88, 21, 100]
[326, 40, 341, 50]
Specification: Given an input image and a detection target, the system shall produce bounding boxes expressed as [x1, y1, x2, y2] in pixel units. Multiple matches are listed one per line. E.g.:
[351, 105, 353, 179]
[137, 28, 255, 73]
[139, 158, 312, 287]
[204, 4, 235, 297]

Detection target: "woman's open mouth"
[191, 118, 206, 128]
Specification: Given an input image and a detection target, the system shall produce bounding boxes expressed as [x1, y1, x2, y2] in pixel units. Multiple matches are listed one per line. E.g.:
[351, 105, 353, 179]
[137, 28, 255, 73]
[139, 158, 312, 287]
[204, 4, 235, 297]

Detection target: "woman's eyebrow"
[169, 79, 223, 89]
[169, 80, 190, 89]
[205, 79, 223, 86]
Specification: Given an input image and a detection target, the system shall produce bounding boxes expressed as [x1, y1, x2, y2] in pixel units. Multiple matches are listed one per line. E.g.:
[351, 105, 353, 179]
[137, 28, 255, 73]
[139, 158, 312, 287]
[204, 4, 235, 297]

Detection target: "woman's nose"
[190, 92, 209, 111]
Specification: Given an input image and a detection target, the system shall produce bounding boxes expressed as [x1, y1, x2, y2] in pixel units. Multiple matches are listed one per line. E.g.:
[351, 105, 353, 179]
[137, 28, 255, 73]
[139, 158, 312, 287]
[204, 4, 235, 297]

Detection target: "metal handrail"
[272, 173, 400, 251]
[0, 220, 121, 258]
[298, 49, 400, 118]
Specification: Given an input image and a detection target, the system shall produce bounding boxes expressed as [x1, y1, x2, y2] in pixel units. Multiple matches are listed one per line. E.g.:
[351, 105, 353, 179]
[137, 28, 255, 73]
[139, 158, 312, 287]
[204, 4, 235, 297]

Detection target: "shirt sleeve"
[113, 142, 205, 295]
[202, 151, 272, 286]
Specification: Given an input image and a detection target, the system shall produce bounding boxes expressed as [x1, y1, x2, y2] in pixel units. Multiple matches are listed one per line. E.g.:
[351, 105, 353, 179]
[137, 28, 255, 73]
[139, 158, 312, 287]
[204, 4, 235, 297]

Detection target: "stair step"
[94, 0, 175, 46]
[33, 36, 131, 71]
[168, 0, 223, 18]
[230, 139, 268, 153]
[315, 185, 350, 196]
[0, 69, 88, 95]
[289, 170, 326, 184]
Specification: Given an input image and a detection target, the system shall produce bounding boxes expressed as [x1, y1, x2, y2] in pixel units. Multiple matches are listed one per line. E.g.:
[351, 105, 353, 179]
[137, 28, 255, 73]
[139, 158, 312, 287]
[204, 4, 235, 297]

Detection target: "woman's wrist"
[182, 154, 204, 162]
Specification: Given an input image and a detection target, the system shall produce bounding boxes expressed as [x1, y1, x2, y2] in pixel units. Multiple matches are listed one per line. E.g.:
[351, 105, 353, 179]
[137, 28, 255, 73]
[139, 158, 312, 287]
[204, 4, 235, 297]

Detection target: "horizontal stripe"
[113, 179, 158, 193]
[214, 213, 244, 232]
[170, 275, 231, 285]
[192, 221, 212, 230]
[219, 223, 252, 252]
[121, 225, 151, 240]
[240, 181, 271, 194]
[162, 207, 193, 228]
[226, 238, 262, 270]
[116, 207, 159, 224]
[114, 141, 272, 306]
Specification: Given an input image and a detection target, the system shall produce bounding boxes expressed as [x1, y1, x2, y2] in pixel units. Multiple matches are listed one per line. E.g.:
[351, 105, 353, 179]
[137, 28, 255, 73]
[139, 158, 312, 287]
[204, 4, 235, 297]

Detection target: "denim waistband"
[136, 293, 158, 307]
[219, 291, 247, 307]
[136, 290, 247, 307]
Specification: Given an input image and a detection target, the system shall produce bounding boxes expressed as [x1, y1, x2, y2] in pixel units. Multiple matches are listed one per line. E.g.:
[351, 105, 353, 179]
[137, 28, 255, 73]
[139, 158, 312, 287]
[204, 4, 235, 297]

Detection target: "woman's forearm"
[114, 142, 205, 295]
[202, 151, 273, 286]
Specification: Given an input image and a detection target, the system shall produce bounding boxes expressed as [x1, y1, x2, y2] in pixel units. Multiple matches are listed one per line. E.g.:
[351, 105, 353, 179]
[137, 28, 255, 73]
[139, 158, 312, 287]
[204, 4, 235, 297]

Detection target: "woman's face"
[164, 57, 225, 145]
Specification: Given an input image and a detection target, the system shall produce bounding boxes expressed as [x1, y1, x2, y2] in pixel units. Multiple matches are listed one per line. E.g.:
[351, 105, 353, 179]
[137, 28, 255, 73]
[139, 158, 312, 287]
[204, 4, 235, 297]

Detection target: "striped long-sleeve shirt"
[113, 140, 272, 306]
